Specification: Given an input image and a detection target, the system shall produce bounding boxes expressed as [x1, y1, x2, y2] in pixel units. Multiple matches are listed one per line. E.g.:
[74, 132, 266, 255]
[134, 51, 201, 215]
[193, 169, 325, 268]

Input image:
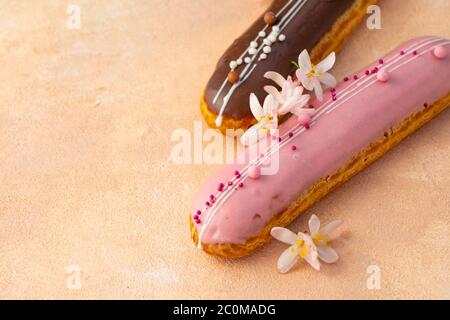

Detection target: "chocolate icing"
[204, 0, 355, 120]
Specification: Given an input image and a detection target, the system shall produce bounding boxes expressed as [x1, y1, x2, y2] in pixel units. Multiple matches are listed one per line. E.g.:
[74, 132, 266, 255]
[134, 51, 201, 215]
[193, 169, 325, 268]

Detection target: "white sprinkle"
[263, 46, 271, 54]
[264, 38, 272, 46]
[260, 53, 268, 60]
[278, 34, 286, 42]
[237, 58, 243, 65]
[229, 60, 238, 69]
[268, 34, 277, 43]
[249, 48, 258, 55]
[250, 41, 258, 48]
[272, 25, 280, 33]
[244, 57, 252, 64]
[259, 31, 266, 37]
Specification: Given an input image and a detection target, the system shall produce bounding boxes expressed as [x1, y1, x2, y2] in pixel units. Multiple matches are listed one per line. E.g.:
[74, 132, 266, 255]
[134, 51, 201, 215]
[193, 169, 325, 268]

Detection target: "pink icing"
[192, 36, 450, 246]
[297, 114, 312, 127]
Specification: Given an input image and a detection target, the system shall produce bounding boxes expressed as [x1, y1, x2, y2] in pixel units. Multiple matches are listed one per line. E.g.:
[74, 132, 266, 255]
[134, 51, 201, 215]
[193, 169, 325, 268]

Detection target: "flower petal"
[308, 214, 321, 236]
[300, 235, 320, 271]
[296, 70, 315, 91]
[317, 244, 339, 264]
[271, 227, 298, 245]
[318, 72, 337, 88]
[293, 85, 305, 96]
[240, 123, 263, 146]
[264, 71, 286, 88]
[270, 114, 278, 131]
[277, 245, 299, 273]
[264, 86, 284, 105]
[290, 105, 315, 117]
[263, 94, 276, 115]
[298, 49, 312, 72]
[313, 80, 323, 101]
[249, 93, 264, 120]
[304, 251, 321, 271]
[317, 52, 336, 73]
[319, 220, 343, 236]
[277, 105, 291, 115]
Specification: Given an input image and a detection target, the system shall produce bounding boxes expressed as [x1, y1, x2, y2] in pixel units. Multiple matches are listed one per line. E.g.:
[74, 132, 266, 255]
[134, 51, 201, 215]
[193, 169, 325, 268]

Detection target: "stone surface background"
[0, 0, 449, 299]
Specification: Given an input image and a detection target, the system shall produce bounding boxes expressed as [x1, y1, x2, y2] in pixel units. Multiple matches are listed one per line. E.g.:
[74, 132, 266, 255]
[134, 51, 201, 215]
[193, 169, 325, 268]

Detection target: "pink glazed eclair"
[190, 36, 450, 258]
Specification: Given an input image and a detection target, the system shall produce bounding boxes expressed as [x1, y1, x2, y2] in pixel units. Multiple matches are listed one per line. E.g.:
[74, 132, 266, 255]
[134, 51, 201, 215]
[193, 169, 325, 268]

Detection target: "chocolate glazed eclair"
[202, 0, 379, 133]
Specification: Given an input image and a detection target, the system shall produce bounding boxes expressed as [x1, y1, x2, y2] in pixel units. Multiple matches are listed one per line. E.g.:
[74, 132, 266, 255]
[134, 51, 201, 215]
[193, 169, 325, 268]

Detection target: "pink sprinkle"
[210, 198, 215, 204]
[365, 70, 370, 75]
[218, 183, 224, 191]
[353, 75, 358, 80]
[228, 181, 233, 186]
[413, 50, 418, 55]
[308, 104, 315, 109]
[239, 183, 244, 188]
[205, 201, 211, 207]
[234, 170, 240, 176]
[289, 132, 294, 138]
[304, 124, 310, 130]
[236, 174, 241, 179]
[209, 195, 215, 200]
[278, 137, 282, 142]
[331, 92, 336, 97]
[332, 96, 337, 101]
[291, 145, 297, 151]
[377, 69, 390, 83]
[330, 88, 336, 92]
[379, 59, 384, 64]
[248, 165, 261, 179]
[433, 46, 448, 59]
[195, 219, 201, 224]
[400, 50, 405, 55]
[196, 210, 201, 215]
[371, 67, 379, 74]
[344, 77, 349, 82]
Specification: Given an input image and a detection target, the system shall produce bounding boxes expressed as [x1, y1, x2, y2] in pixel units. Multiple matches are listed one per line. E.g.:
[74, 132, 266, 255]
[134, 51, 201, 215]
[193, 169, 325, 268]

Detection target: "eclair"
[191, 36, 450, 258]
[202, 0, 379, 133]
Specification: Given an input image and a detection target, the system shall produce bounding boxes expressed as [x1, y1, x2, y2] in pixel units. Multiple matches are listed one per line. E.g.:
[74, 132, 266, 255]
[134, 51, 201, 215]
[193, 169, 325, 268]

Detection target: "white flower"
[270, 214, 342, 273]
[263, 71, 313, 117]
[295, 50, 337, 101]
[271, 229, 320, 273]
[240, 93, 278, 146]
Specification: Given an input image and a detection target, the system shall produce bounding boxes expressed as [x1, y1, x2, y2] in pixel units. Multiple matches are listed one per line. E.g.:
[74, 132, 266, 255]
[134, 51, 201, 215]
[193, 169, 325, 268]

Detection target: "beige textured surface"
[0, 0, 449, 299]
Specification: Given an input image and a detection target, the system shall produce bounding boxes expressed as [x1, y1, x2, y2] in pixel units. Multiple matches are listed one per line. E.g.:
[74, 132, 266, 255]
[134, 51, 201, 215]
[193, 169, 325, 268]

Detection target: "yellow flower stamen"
[307, 64, 324, 77]
[296, 239, 308, 259]
[256, 114, 275, 135]
[313, 233, 329, 247]
[307, 64, 317, 77]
